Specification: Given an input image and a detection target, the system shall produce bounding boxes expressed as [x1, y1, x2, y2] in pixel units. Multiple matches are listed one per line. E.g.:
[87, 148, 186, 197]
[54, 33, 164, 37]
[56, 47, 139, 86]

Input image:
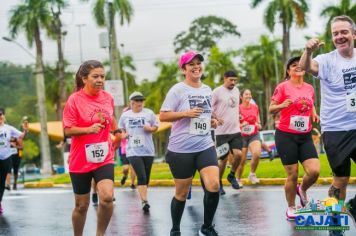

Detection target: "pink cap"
[179, 50, 204, 69]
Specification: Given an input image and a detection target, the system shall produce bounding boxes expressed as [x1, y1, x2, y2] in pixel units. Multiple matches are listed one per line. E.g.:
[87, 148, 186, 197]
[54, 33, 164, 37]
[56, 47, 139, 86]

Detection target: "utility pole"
[76, 24, 85, 63]
[120, 43, 129, 105]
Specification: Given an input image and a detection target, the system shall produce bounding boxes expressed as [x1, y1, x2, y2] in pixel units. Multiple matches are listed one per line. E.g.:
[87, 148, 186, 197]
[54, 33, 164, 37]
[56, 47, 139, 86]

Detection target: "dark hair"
[331, 15, 356, 32]
[224, 70, 237, 78]
[284, 56, 301, 80]
[241, 88, 251, 96]
[75, 60, 104, 91]
[0, 107, 4, 114]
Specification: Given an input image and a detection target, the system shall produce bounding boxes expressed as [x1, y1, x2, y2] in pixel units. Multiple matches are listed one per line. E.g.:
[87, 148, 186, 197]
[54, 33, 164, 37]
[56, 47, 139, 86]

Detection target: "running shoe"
[120, 175, 127, 185]
[0, 203, 3, 215]
[237, 179, 244, 188]
[130, 184, 136, 189]
[296, 184, 309, 207]
[198, 225, 219, 236]
[92, 193, 98, 206]
[113, 197, 116, 205]
[268, 151, 274, 161]
[219, 185, 226, 196]
[328, 230, 344, 236]
[248, 173, 260, 184]
[170, 230, 181, 236]
[5, 184, 10, 191]
[187, 185, 192, 200]
[227, 173, 240, 189]
[286, 207, 297, 221]
[142, 201, 150, 213]
[346, 197, 356, 227]
[13, 183, 17, 190]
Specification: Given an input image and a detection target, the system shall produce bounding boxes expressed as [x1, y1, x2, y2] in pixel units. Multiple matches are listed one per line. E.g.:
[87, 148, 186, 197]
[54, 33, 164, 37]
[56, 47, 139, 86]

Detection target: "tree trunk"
[34, 25, 52, 175]
[282, 20, 290, 66]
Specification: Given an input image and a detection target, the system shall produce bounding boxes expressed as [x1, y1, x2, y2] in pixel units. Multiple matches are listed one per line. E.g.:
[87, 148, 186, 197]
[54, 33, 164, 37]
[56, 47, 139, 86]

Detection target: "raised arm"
[299, 38, 323, 77]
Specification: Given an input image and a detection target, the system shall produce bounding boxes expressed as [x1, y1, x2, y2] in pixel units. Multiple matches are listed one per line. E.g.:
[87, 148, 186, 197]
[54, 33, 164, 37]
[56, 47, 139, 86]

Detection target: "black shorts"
[275, 129, 318, 165]
[216, 132, 243, 160]
[165, 146, 218, 179]
[120, 153, 130, 165]
[242, 133, 261, 148]
[69, 164, 114, 194]
[322, 130, 356, 177]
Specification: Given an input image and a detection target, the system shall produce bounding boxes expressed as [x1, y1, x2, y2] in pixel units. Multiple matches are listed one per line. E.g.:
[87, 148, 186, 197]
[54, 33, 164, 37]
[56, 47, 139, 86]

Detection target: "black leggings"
[128, 156, 154, 185]
[0, 158, 12, 202]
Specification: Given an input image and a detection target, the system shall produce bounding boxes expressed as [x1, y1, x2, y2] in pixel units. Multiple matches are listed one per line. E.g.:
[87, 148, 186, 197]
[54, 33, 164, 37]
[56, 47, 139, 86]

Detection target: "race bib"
[289, 115, 309, 132]
[189, 117, 211, 135]
[130, 135, 145, 148]
[346, 92, 356, 112]
[216, 143, 230, 158]
[0, 141, 5, 148]
[85, 141, 109, 163]
[241, 125, 255, 135]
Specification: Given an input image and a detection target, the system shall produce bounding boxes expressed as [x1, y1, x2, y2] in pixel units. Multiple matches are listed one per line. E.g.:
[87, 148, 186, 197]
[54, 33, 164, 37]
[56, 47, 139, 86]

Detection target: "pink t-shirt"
[212, 85, 241, 135]
[239, 103, 259, 136]
[271, 80, 315, 134]
[63, 89, 115, 173]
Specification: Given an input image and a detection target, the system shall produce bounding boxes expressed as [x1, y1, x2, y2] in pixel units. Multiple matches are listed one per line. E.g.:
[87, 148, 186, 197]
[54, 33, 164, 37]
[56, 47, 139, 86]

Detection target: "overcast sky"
[0, 0, 339, 82]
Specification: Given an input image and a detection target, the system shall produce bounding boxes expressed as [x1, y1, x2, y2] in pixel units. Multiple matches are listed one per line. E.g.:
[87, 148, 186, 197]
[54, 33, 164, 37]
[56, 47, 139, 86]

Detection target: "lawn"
[41, 154, 356, 184]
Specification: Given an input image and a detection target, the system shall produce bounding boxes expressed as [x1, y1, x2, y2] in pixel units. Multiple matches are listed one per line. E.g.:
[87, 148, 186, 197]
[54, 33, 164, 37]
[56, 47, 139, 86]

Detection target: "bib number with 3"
[85, 141, 109, 163]
[189, 117, 211, 135]
[346, 93, 356, 112]
[289, 115, 309, 132]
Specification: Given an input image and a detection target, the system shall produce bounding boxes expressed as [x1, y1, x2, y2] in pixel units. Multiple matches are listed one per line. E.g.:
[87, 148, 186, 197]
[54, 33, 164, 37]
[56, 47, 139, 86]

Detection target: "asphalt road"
[1, 186, 356, 236]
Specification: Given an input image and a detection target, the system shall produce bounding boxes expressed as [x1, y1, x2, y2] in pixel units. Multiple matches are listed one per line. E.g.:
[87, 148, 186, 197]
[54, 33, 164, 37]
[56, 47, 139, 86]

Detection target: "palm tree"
[320, 0, 356, 50]
[241, 35, 282, 129]
[8, 0, 52, 174]
[251, 0, 309, 64]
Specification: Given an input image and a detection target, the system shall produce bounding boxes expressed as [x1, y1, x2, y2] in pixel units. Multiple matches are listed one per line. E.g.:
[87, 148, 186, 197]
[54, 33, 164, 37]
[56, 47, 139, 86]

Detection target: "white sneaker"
[248, 173, 260, 184]
[286, 206, 297, 221]
[237, 179, 243, 188]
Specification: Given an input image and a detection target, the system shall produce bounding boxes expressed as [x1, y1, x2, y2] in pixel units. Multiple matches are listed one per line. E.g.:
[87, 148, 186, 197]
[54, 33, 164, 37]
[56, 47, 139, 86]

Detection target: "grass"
[41, 154, 356, 184]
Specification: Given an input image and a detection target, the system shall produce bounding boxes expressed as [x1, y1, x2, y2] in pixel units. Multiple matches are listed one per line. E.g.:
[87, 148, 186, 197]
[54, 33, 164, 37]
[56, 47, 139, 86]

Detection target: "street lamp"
[120, 43, 129, 105]
[76, 24, 85, 63]
[2, 36, 52, 175]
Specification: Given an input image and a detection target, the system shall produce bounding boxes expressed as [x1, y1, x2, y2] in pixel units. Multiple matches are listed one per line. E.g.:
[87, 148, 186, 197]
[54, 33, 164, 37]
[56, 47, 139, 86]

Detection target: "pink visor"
[179, 50, 204, 69]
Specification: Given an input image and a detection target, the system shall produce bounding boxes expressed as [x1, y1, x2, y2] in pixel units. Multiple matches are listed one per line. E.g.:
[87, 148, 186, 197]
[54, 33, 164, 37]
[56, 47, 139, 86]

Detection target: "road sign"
[105, 80, 124, 106]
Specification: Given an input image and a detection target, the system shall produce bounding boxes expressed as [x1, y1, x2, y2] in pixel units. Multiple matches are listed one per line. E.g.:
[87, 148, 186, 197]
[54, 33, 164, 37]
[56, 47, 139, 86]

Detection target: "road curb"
[25, 177, 356, 188]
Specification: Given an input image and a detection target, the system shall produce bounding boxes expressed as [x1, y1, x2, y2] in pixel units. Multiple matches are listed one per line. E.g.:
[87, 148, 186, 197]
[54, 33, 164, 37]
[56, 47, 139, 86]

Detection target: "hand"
[256, 123, 262, 130]
[217, 118, 224, 126]
[121, 132, 129, 139]
[143, 125, 153, 132]
[312, 113, 320, 123]
[22, 120, 29, 131]
[211, 118, 219, 129]
[305, 38, 324, 54]
[241, 121, 249, 127]
[184, 107, 203, 118]
[88, 123, 105, 134]
[280, 99, 293, 109]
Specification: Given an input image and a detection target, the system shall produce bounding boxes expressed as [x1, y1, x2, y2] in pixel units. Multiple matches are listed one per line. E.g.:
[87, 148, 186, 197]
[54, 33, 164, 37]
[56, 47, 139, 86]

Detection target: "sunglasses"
[133, 99, 144, 102]
[0, 113, 3, 116]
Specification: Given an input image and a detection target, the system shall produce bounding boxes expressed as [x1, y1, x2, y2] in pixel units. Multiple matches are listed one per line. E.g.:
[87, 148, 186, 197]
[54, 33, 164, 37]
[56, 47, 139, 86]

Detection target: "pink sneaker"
[286, 207, 297, 221]
[296, 184, 309, 207]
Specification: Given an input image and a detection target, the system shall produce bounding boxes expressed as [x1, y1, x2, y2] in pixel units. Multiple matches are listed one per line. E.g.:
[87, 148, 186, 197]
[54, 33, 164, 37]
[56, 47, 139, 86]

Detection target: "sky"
[0, 0, 339, 82]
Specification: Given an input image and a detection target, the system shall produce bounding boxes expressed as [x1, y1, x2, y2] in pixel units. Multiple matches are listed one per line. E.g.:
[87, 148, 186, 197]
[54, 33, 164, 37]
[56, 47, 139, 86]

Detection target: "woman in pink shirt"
[269, 57, 320, 221]
[63, 60, 120, 236]
[236, 89, 262, 185]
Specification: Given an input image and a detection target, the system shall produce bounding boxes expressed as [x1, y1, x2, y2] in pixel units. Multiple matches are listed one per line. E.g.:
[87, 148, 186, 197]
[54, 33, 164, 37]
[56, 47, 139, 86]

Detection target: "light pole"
[120, 43, 129, 105]
[2, 36, 52, 175]
[76, 24, 85, 63]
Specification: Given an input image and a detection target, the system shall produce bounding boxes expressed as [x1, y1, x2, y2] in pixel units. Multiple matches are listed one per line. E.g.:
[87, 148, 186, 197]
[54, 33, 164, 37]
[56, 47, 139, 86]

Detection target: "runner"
[269, 56, 320, 220]
[119, 135, 137, 189]
[236, 89, 262, 185]
[8, 136, 23, 190]
[299, 15, 356, 225]
[0, 107, 28, 214]
[62, 60, 120, 236]
[212, 70, 243, 194]
[119, 91, 158, 213]
[160, 50, 220, 236]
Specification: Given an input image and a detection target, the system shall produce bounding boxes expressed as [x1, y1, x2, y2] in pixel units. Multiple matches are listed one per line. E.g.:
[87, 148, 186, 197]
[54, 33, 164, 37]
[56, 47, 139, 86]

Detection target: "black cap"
[0, 108, 4, 115]
[285, 56, 301, 78]
[224, 70, 238, 78]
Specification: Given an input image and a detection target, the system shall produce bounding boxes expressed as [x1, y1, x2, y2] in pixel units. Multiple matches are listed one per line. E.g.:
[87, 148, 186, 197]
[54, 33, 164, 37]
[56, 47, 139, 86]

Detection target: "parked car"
[247, 130, 278, 159]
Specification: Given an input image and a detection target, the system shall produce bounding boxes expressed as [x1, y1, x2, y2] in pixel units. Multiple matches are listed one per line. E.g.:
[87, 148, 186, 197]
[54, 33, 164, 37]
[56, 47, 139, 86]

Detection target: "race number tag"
[0, 141, 5, 148]
[130, 135, 145, 148]
[85, 141, 109, 163]
[346, 92, 356, 112]
[216, 143, 230, 158]
[189, 117, 211, 135]
[289, 116, 309, 132]
[241, 125, 255, 135]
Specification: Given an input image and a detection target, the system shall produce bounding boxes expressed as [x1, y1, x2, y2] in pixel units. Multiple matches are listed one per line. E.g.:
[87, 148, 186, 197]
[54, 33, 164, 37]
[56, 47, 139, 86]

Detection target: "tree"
[320, 0, 356, 51]
[173, 15, 240, 54]
[240, 35, 282, 129]
[9, 0, 52, 174]
[251, 0, 309, 64]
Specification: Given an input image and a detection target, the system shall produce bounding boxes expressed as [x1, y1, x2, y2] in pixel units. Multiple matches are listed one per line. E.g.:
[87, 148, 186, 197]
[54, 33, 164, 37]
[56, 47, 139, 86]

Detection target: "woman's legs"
[299, 158, 320, 202]
[96, 179, 114, 236]
[283, 164, 299, 207]
[72, 193, 90, 236]
[171, 178, 192, 232]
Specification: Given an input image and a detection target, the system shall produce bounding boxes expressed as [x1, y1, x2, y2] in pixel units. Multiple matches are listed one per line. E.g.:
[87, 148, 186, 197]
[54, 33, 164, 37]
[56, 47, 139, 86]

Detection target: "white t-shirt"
[314, 49, 356, 132]
[0, 124, 22, 160]
[160, 82, 214, 153]
[119, 108, 158, 157]
[212, 85, 241, 135]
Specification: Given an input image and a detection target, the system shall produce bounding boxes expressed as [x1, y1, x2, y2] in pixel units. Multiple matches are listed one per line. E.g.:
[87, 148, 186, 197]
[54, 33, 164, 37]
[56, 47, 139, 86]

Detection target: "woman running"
[269, 56, 320, 220]
[119, 91, 158, 213]
[160, 50, 220, 236]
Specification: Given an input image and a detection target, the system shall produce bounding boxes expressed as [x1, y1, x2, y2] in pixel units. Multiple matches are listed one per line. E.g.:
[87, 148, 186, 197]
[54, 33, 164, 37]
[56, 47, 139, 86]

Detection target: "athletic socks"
[203, 190, 220, 228]
[170, 197, 186, 232]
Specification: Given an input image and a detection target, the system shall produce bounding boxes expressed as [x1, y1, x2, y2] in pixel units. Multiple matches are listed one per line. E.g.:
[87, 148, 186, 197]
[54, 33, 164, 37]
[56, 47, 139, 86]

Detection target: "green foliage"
[173, 15, 240, 54]
[22, 139, 40, 161]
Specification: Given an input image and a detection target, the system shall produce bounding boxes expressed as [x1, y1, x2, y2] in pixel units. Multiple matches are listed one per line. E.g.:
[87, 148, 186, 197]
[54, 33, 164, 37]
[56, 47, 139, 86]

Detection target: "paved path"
[1, 186, 356, 235]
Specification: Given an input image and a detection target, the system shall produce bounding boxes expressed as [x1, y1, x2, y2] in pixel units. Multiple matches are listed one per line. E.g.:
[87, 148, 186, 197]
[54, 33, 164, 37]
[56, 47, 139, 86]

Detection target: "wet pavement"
[1, 186, 356, 236]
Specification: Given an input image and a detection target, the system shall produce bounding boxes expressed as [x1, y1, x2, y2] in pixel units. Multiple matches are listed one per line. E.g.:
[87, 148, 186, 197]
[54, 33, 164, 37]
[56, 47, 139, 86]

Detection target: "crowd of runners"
[0, 14, 355, 236]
